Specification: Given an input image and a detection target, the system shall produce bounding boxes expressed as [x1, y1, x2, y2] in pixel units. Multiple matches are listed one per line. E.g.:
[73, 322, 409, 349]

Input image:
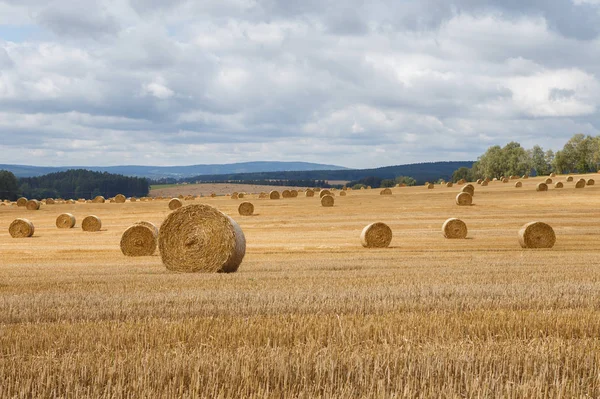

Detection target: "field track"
[2, 174, 600, 397]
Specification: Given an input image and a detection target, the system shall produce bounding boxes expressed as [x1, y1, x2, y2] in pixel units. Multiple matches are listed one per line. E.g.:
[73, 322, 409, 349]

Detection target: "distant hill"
[0, 161, 349, 179]
[183, 161, 474, 185]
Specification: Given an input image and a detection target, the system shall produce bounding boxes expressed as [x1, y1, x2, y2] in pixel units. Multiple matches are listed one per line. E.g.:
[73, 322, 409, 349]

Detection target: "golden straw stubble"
[455, 192, 472, 206]
[238, 202, 254, 216]
[321, 195, 334, 207]
[442, 218, 467, 239]
[360, 222, 392, 248]
[158, 204, 246, 273]
[9, 218, 34, 238]
[168, 198, 183, 210]
[56, 213, 76, 229]
[82, 215, 102, 232]
[518, 221, 556, 249]
[120, 223, 157, 256]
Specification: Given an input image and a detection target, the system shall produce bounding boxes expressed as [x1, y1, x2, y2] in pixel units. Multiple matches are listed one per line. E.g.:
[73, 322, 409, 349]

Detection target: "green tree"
[0, 170, 19, 201]
[530, 145, 549, 176]
[394, 176, 416, 186]
[452, 167, 473, 182]
[380, 179, 396, 188]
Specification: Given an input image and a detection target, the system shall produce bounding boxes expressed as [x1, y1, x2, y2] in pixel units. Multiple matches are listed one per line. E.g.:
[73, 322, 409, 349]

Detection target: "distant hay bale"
[476, 179, 482, 185]
[367, 186, 372, 189]
[457, 179, 466, 185]
[258, 192, 268, 199]
[427, 183, 434, 189]
[238, 202, 254, 216]
[360, 222, 392, 248]
[360, 187, 365, 190]
[554, 182, 564, 189]
[493, 178, 498, 182]
[536, 183, 548, 191]
[282, 190, 292, 198]
[510, 175, 518, 180]
[587, 179, 595, 186]
[290, 190, 298, 198]
[158, 204, 246, 273]
[168, 198, 183, 210]
[502, 177, 509, 183]
[321, 195, 334, 207]
[518, 221, 556, 249]
[56, 213, 76, 229]
[515, 181, 522, 188]
[210, 193, 216, 198]
[305, 189, 315, 197]
[231, 192, 239, 199]
[567, 176, 573, 182]
[380, 188, 392, 195]
[442, 218, 467, 239]
[576, 179, 586, 188]
[446, 182, 453, 187]
[550, 173, 556, 177]
[238, 193, 245, 199]
[82, 215, 102, 232]
[92, 196, 105, 203]
[340, 191, 347, 196]
[545, 178, 552, 184]
[115, 194, 126, 203]
[16, 197, 27, 207]
[130, 197, 137, 202]
[178, 195, 184, 200]
[120, 223, 158, 256]
[269, 190, 280, 199]
[46, 198, 55, 205]
[26, 199, 41, 210]
[319, 189, 332, 198]
[456, 192, 473, 206]
[184, 195, 194, 200]
[481, 180, 488, 186]
[461, 184, 475, 196]
[522, 175, 529, 179]
[9, 218, 34, 238]
[314, 188, 321, 192]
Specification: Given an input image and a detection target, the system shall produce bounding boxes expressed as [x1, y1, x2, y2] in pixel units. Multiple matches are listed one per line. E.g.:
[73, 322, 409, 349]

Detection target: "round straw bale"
[427, 183, 434, 189]
[545, 178, 552, 184]
[522, 175, 529, 179]
[82, 215, 102, 232]
[314, 188, 321, 192]
[515, 181, 522, 188]
[446, 182, 453, 187]
[16, 197, 27, 207]
[536, 182, 548, 192]
[26, 199, 41, 210]
[92, 196, 105, 203]
[339, 191, 347, 196]
[554, 182, 564, 189]
[290, 190, 298, 198]
[367, 186, 372, 189]
[518, 221, 555, 249]
[442, 218, 467, 239]
[502, 177, 509, 183]
[476, 179, 482, 185]
[360, 222, 392, 248]
[360, 187, 365, 190]
[238, 202, 254, 216]
[587, 179, 595, 186]
[457, 179, 466, 185]
[258, 192, 268, 199]
[380, 188, 392, 195]
[46, 198, 55, 205]
[550, 173, 556, 177]
[481, 180, 488, 186]
[158, 204, 245, 273]
[575, 179, 586, 188]
[281, 190, 292, 198]
[239, 193, 246, 199]
[135, 221, 159, 237]
[319, 189, 332, 198]
[305, 189, 315, 197]
[56, 213, 76, 229]
[184, 195, 194, 201]
[461, 184, 475, 196]
[130, 197, 137, 202]
[120, 224, 157, 256]
[321, 195, 334, 207]
[168, 198, 183, 210]
[231, 192, 239, 199]
[177, 195, 184, 200]
[269, 190, 280, 199]
[9, 218, 34, 238]
[567, 176, 573, 182]
[456, 192, 472, 206]
[210, 193, 216, 198]
[115, 194, 126, 203]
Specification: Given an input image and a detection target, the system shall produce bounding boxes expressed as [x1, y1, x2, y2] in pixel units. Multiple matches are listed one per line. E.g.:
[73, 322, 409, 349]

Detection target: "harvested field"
[2, 173, 600, 397]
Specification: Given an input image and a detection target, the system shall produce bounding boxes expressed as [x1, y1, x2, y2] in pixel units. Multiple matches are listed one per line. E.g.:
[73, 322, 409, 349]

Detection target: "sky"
[1, 0, 600, 168]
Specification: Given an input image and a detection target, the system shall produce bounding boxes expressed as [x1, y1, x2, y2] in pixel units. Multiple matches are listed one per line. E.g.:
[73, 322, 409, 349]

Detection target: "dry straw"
[46, 198, 55, 205]
[258, 192, 268, 199]
[290, 190, 298, 198]
[360, 222, 392, 248]
[158, 204, 246, 273]
[576, 179, 586, 188]
[238, 193, 245, 199]
[115, 194, 126, 203]
[26, 199, 41, 210]
[321, 195, 334, 207]
[502, 177, 509, 183]
[269, 190, 280, 199]
[567, 176, 573, 182]
[554, 182, 564, 189]
[16, 197, 27, 207]
[380, 188, 392, 195]
[456, 192, 473, 206]
[282, 190, 292, 198]
[457, 179, 466, 185]
[427, 183, 434, 189]
[550, 173, 556, 177]
[120, 223, 158, 256]
[130, 197, 137, 202]
[518, 221, 556, 249]
[9, 218, 34, 238]
[231, 192, 239, 199]
[319, 189, 332, 198]
[305, 189, 315, 197]
[314, 188, 322, 192]
[210, 193, 216, 198]
[536, 182, 548, 191]
[56, 213, 76, 229]
[446, 182, 453, 187]
[522, 175, 529, 179]
[178, 195, 184, 199]
[587, 179, 595, 186]
[461, 184, 475, 196]
[169, 198, 183, 210]
[515, 181, 522, 188]
[82, 215, 102, 232]
[545, 178, 553, 184]
[481, 180, 488, 186]
[476, 179, 482, 185]
[442, 218, 467, 239]
[92, 196, 105, 203]
[340, 191, 347, 196]
[238, 202, 254, 216]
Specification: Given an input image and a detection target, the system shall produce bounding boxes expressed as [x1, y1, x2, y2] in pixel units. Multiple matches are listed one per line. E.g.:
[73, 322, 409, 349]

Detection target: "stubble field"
[1, 174, 600, 398]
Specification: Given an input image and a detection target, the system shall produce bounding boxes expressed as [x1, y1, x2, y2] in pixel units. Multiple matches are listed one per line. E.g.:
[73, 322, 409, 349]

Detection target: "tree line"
[0, 169, 149, 201]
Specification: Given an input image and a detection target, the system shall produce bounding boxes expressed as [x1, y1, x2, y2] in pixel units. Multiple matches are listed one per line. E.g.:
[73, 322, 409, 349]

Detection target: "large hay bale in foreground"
[56, 213, 76, 229]
[515, 181, 522, 188]
[305, 189, 315, 197]
[456, 192, 472, 206]
[16, 197, 28, 207]
[26, 199, 41, 210]
[380, 188, 392, 195]
[536, 183, 548, 192]
[321, 195, 334, 207]
[567, 176, 573, 182]
[461, 184, 475, 196]
[168, 198, 183, 210]
[360, 222, 392, 248]
[120, 223, 158, 256]
[442, 218, 467, 239]
[575, 179, 586, 188]
[82, 215, 102, 232]
[319, 189, 332, 198]
[92, 196, 105, 203]
[518, 221, 555, 249]
[158, 204, 246, 273]
[9, 218, 34, 238]
[238, 202, 254, 216]
[587, 179, 595, 186]
[269, 190, 280, 200]
[554, 182, 564, 189]
[115, 194, 126, 203]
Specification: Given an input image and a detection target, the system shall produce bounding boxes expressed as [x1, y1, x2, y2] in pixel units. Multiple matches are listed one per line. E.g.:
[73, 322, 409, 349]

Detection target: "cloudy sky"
[1, 0, 600, 168]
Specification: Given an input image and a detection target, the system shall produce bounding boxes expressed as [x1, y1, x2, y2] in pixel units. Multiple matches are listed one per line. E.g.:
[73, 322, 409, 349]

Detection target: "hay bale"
[169, 198, 183, 210]
[231, 192, 239, 199]
[46, 198, 55, 205]
[56, 213, 76, 229]
[82, 215, 102, 232]
[457, 179, 466, 185]
[9, 218, 34, 238]
[92, 196, 105, 203]
[481, 180, 488, 186]
[502, 177, 509, 183]
[550, 173, 556, 177]
[238, 193, 245, 199]
[554, 182, 564, 189]
[587, 179, 595, 186]
[305, 189, 315, 197]
[576, 179, 586, 188]
[16, 197, 27, 207]
[536, 182, 548, 192]
[115, 194, 126, 203]
[518, 221, 556, 249]
[258, 192, 268, 199]
[567, 176, 573, 182]
[476, 179, 482, 185]
[210, 193, 216, 198]
[269, 190, 280, 199]
[339, 191, 347, 196]
[158, 204, 245, 273]
[26, 199, 41, 210]
[314, 188, 321, 192]
[135, 221, 159, 237]
[380, 188, 392, 195]
[120, 223, 157, 256]
[427, 183, 434, 189]
[321, 195, 334, 207]
[238, 202, 254, 216]
[522, 175, 529, 179]
[493, 178, 498, 182]
[360, 222, 392, 248]
[177, 195, 184, 200]
[461, 184, 475, 196]
[515, 181, 522, 188]
[281, 190, 292, 198]
[130, 197, 137, 202]
[446, 182, 453, 187]
[442, 218, 467, 239]
[319, 189, 332, 198]
[290, 190, 298, 198]
[456, 192, 472, 206]
[545, 178, 552, 184]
